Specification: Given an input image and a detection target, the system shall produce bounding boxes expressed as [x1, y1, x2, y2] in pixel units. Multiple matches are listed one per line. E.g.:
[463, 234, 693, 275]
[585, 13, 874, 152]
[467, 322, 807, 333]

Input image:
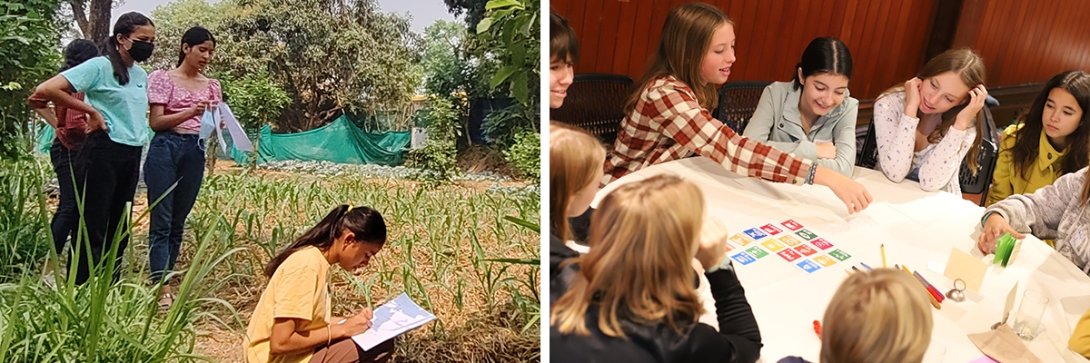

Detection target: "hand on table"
[977, 214, 1025, 254]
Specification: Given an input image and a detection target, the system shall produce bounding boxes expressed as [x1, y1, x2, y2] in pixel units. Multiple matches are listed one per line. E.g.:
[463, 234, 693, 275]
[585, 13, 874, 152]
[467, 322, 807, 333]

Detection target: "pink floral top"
[147, 70, 222, 134]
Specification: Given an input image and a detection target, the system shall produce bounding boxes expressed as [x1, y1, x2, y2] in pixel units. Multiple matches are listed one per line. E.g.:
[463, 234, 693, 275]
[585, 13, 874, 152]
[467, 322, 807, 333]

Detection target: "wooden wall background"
[551, 0, 1090, 102]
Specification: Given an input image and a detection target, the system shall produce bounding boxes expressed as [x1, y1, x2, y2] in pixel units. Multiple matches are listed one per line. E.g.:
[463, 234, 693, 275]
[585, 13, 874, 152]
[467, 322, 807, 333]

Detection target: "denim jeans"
[50, 138, 80, 255]
[72, 130, 142, 285]
[144, 132, 205, 284]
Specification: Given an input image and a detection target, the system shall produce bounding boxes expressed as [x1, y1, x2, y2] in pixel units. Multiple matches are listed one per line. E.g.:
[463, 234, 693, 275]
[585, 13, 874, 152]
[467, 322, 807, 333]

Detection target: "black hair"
[550, 11, 579, 63]
[264, 205, 387, 277]
[105, 12, 154, 85]
[177, 26, 215, 67]
[793, 37, 853, 90]
[1010, 70, 1090, 179]
[60, 39, 99, 73]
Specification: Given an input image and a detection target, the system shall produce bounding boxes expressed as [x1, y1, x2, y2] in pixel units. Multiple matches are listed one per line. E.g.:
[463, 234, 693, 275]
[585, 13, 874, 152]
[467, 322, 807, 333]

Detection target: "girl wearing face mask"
[144, 26, 222, 310]
[873, 49, 988, 194]
[603, 3, 872, 215]
[29, 12, 157, 285]
[743, 37, 858, 176]
[987, 70, 1090, 207]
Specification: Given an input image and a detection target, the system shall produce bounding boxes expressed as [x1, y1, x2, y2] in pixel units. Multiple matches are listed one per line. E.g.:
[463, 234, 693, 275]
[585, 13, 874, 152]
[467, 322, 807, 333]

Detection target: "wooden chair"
[550, 73, 634, 146]
[712, 81, 771, 133]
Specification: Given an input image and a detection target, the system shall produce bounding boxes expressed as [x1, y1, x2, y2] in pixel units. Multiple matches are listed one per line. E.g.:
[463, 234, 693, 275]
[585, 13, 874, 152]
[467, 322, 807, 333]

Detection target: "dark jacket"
[550, 208, 594, 282]
[550, 262, 763, 363]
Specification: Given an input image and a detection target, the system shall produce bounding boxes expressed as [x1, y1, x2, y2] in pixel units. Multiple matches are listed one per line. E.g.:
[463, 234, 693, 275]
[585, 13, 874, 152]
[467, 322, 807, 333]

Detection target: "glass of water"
[1013, 290, 1049, 340]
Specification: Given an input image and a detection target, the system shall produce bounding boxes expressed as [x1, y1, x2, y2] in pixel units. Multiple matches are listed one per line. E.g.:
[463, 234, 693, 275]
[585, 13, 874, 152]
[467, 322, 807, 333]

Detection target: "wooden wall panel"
[966, 0, 1090, 87]
[551, 0, 939, 100]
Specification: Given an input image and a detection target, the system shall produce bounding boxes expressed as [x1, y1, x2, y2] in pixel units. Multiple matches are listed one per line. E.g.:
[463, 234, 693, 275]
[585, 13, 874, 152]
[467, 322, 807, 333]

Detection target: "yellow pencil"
[881, 244, 887, 267]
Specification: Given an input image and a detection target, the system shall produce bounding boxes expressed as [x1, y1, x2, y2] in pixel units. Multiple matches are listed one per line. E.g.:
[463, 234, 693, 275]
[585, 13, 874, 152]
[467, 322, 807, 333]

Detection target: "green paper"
[993, 233, 1017, 267]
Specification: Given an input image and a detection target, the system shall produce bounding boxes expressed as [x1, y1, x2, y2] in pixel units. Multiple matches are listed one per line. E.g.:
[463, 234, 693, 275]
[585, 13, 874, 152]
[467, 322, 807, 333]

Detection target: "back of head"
[551, 174, 705, 337]
[61, 39, 99, 73]
[550, 12, 579, 64]
[820, 268, 933, 363]
[794, 37, 853, 90]
[177, 26, 216, 67]
[549, 122, 605, 240]
[106, 12, 155, 85]
[625, 3, 732, 113]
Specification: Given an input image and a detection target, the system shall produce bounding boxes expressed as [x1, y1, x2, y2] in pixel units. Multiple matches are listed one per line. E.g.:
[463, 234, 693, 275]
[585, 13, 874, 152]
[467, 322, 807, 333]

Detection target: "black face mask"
[128, 39, 154, 62]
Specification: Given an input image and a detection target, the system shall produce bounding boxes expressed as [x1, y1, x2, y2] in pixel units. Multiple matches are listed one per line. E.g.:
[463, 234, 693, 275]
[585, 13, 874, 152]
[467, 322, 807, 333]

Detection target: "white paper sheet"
[350, 293, 436, 351]
[218, 103, 253, 152]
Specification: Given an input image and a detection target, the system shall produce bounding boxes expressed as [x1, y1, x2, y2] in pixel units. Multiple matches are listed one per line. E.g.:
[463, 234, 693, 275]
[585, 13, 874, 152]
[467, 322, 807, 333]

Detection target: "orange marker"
[813, 320, 822, 338]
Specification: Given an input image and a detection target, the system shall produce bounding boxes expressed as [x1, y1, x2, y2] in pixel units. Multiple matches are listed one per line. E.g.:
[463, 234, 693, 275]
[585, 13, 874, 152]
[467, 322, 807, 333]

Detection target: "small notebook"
[349, 293, 436, 351]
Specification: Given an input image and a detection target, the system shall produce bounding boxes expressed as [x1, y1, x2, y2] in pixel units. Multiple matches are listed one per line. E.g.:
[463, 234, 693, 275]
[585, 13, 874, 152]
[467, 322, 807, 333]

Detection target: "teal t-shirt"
[61, 56, 148, 147]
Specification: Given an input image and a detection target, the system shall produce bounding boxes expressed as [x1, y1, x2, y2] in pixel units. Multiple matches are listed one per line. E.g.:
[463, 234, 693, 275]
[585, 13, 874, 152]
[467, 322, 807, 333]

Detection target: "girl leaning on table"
[602, 2, 871, 214]
[549, 121, 605, 281]
[778, 268, 933, 363]
[987, 70, 1090, 207]
[245, 205, 393, 363]
[742, 37, 859, 177]
[872, 49, 988, 195]
[551, 174, 763, 363]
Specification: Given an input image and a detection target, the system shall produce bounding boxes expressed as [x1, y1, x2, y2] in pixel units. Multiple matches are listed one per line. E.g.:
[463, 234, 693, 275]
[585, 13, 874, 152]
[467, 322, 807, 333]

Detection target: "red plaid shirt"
[603, 76, 815, 185]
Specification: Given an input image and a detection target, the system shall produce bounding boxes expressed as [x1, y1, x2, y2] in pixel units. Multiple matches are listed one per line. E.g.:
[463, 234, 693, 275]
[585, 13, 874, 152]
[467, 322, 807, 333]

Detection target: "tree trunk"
[88, 0, 111, 50]
[68, 0, 90, 39]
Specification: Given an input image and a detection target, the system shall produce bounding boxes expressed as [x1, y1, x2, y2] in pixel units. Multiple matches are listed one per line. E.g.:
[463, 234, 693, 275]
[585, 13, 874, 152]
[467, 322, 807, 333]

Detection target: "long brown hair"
[551, 174, 705, 337]
[550, 11, 579, 63]
[549, 122, 605, 241]
[1009, 71, 1090, 180]
[879, 49, 986, 174]
[264, 204, 387, 277]
[623, 3, 733, 114]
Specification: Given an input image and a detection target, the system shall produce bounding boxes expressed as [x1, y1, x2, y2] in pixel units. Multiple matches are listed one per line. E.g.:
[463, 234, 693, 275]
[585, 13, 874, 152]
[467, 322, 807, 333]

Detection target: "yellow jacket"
[1070, 308, 1090, 358]
[988, 124, 1068, 205]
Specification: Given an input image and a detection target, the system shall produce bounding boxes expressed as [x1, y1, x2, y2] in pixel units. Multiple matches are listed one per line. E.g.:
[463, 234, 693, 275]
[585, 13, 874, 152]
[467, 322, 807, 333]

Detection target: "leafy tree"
[0, 0, 62, 159]
[65, 0, 120, 47]
[150, 0, 422, 133]
[442, 0, 488, 30]
[474, 0, 539, 147]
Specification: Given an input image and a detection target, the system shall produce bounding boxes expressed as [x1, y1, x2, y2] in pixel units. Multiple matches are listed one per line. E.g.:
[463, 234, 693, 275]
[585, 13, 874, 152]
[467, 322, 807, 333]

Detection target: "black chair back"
[550, 73, 634, 146]
[713, 81, 771, 133]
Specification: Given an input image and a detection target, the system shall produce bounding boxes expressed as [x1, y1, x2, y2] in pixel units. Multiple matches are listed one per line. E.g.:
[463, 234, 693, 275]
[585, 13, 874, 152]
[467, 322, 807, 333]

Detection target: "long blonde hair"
[821, 269, 933, 363]
[623, 3, 733, 114]
[551, 174, 705, 337]
[879, 48, 986, 174]
[549, 122, 606, 241]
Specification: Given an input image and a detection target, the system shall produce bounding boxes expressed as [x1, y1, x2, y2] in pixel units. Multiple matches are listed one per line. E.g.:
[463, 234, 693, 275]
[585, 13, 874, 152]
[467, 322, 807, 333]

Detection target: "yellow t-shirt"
[245, 246, 332, 363]
[1069, 308, 1090, 357]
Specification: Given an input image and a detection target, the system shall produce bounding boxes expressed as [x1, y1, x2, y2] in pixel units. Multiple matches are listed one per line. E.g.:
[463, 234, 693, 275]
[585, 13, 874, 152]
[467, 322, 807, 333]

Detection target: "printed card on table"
[778, 235, 803, 247]
[810, 238, 834, 250]
[781, 219, 804, 231]
[761, 239, 787, 252]
[795, 229, 819, 241]
[827, 249, 852, 262]
[759, 224, 783, 236]
[813, 255, 838, 267]
[795, 259, 822, 274]
[729, 233, 755, 247]
[743, 228, 769, 240]
[777, 248, 803, 262]
[730, 251, 758, 266]
[745, 246, 770, 259]
[794, 244, 818, 256]
[724, 243, 735, 253]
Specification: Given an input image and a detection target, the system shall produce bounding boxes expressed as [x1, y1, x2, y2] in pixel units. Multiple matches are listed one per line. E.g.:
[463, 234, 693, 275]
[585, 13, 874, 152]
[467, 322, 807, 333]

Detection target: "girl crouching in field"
[246, 205, 393, 363]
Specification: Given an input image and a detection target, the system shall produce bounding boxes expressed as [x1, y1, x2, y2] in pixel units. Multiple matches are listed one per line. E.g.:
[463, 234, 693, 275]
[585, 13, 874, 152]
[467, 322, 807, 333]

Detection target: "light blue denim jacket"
[742, 81, 859, 176]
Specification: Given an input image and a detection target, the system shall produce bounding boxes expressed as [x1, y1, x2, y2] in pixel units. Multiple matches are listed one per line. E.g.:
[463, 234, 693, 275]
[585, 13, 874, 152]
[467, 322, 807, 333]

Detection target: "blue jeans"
[144, 132, 205, 284]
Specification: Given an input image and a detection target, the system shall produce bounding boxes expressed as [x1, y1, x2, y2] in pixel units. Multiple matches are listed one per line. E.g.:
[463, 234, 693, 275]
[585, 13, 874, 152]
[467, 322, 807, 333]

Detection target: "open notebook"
[348, 293, 436, 351]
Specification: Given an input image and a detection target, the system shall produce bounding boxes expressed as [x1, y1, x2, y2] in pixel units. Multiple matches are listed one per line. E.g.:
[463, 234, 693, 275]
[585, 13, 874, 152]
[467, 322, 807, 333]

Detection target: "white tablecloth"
[593, 157, 1090, 363]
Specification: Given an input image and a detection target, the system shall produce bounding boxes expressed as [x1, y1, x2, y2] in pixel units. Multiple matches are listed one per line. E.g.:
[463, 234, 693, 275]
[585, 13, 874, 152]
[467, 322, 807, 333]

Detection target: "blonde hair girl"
[551, 174, 762, 363]
[873, 49, 988, 194]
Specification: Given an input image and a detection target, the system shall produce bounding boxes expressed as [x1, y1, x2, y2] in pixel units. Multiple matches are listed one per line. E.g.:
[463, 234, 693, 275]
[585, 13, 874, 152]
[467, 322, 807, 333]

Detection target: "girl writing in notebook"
[602, 2, 871, 214]
[246, 205, 393, 363]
